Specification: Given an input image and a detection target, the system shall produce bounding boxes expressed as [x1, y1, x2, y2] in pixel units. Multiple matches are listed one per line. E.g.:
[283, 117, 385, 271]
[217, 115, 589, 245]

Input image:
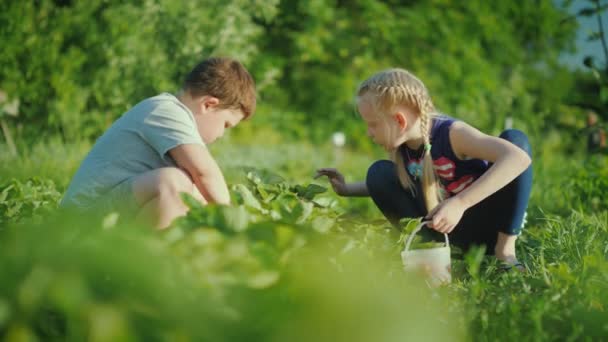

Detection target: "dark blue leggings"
[366, 129, 533, 253]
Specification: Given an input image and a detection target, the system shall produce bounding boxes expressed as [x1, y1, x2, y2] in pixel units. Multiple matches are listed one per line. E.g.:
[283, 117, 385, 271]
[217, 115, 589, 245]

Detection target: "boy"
[61, 57, 256, 228]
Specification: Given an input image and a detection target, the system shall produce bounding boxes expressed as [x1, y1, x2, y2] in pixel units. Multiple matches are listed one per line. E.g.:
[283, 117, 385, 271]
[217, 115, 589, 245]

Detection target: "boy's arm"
[169, 144, 231, 205]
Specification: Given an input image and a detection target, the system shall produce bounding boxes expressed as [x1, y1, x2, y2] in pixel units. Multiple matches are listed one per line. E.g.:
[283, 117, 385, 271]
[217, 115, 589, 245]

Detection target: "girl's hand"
[426, 197, 467, 234]
[314, 168, 348, 196]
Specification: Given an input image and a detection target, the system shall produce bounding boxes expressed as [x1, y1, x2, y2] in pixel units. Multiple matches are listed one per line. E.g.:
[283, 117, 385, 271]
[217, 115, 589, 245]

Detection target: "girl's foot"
[494, 232, 525, 272]
[497, 260, 526, 273]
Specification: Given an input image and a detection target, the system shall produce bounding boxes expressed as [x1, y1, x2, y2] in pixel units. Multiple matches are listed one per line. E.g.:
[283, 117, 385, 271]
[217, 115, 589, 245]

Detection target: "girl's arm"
[449, 121, 531, 209]
[342, 181, 369, 197]
[314, 168, 369, 197]
[427, 122, 531, 233]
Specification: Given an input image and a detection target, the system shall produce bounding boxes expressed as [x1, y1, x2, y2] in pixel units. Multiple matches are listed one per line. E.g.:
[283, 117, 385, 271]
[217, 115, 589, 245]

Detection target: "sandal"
[498, 261, 526, 273]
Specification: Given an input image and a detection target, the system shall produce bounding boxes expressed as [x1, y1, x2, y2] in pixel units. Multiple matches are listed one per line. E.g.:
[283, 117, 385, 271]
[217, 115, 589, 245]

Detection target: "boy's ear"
[394, 112, 408, 131]
[201, 96, 220, 110]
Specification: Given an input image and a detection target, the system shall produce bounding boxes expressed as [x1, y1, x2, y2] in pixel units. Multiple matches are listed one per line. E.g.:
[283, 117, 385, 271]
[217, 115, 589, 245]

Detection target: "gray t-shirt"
[61, 93, 205, 209]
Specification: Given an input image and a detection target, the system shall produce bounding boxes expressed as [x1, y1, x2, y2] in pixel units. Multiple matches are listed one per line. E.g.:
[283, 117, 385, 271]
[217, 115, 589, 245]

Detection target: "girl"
[315, 69, 532, 270]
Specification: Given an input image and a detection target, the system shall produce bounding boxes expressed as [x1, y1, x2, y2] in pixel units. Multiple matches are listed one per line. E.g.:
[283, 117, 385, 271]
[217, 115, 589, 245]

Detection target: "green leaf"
[246, 270, 279, 289]
[180, 193, 203, 210]
[232, 184, 263, 211]
[400, 217, 423, 235]
[600, 86, 608, 103]
[292, 183, 327, 201]
[220, 205, 249, 232]
[294, 201, 314, 224]
[311, 216, 334, 234]
[245, 167, 285, 185]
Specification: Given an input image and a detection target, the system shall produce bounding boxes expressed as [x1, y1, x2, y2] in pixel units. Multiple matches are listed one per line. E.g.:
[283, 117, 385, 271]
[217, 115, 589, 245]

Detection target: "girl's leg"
[366, 160, 427, 226]
[496, 232, 519, 266]
[449, 129, 532, 267]
[493, 129, 532, 267]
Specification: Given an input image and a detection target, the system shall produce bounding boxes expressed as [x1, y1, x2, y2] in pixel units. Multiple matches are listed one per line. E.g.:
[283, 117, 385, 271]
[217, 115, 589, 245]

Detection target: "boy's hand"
[314, 168, 348, 196]
[425, 197, 467, 234]
[169, 144, 230, 205]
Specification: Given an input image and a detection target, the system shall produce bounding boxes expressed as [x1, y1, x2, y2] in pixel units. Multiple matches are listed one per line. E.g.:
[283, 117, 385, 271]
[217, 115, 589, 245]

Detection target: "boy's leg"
[132, 167, 206, 229]
[366, 160, 427, 226]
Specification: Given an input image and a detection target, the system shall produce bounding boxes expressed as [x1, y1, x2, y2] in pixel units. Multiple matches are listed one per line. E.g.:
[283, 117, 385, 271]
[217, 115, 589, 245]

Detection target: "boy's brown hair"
[183, 57, 256, 118]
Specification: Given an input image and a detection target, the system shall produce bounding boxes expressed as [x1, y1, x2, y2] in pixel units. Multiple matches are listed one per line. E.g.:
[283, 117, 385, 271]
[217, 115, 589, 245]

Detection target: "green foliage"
[398, 217, 446, 250]
[0, 0, 278, 141]
[565, 0, 608, 123]
[0, 178, 61, 225]
[0, 140, 89, 189]
[2, 1, 608, 339]
[0, 0, 586, 149]
[1, 141, 608, 340]
[0, 215, 232, 341]
[567, 156, 608, 211]
[447, 211, 608, 340]
[0, 169, 462, 341]
[532, 153, 608, 215]
[257, 0, 578, 144]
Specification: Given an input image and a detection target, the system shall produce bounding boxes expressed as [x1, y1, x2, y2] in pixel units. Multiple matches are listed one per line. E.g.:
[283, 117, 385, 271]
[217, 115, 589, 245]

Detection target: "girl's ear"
[394, 112, 408, 131]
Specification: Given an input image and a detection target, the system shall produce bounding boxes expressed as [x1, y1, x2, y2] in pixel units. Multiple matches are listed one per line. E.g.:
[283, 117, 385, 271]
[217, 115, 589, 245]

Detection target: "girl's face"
[358, 95, 406, 151]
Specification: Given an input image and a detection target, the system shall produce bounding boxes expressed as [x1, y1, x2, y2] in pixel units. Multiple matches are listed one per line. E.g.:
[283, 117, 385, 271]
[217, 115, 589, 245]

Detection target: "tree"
[255, 0, 578, 143]
[0, 0, 278, 142]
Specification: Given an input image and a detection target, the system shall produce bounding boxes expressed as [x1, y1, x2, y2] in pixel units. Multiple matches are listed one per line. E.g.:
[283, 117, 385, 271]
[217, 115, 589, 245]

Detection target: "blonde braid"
[357, 68, 443, 212]
[420, 111, 442, 211]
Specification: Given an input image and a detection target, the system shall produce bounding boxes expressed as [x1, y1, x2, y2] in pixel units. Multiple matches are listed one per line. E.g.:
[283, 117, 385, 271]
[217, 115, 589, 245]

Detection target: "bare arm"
[314, 168, 369, 197]
[169, 144, 231, 205]
[449, 122, 531, 209]
[342, 181, 369, 197]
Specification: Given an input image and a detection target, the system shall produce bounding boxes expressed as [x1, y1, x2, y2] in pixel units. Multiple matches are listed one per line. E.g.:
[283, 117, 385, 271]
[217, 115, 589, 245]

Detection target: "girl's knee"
[366, 160, 396, 193]
[499, 129, 531, 156]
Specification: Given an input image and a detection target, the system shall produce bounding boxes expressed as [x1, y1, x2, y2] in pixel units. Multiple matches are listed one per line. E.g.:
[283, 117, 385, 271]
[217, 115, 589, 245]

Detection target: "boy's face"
[196, 97, 245, 144]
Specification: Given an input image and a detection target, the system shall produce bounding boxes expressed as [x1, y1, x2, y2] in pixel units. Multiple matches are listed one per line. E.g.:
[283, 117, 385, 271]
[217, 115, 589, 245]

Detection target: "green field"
[2, 0, 608, 340]
[1, 136, 607, 341]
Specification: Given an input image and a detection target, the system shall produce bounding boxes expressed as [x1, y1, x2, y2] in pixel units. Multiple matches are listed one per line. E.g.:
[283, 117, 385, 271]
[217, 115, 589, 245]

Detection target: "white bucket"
[401, 221, 451, 287]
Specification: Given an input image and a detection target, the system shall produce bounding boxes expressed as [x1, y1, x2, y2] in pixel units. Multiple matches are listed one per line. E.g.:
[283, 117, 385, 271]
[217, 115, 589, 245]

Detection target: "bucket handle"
[403, 221, 450, 252]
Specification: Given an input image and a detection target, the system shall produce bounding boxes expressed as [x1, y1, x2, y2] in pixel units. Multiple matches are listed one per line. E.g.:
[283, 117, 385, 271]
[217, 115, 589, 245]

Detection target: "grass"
[0, 137, 607, 341]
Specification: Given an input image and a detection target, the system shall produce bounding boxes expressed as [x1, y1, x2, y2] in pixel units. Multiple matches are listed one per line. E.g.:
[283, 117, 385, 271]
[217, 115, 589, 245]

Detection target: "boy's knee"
[133, 167, 194, 206]
[366, 160, 396, 193]
[157, 168, 193, 198]
[500, 129, 531, 156]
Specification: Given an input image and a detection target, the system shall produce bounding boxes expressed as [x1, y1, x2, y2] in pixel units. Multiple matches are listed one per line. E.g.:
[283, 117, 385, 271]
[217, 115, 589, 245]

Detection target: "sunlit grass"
[1, 138, 607, 340]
